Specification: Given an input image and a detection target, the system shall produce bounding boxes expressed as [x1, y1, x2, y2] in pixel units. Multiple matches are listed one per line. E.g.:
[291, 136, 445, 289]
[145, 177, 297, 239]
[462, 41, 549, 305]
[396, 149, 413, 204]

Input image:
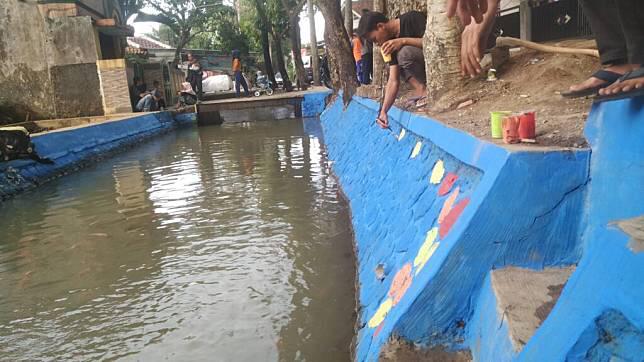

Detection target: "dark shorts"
[397, 46, 426, 84]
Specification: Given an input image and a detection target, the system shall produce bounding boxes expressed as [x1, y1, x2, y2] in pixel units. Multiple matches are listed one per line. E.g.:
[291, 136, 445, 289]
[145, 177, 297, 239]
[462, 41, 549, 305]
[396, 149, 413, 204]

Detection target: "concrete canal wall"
[320, 95, 643, 361]
[0, 112, 186, 200]
[0, 89, 327, 200]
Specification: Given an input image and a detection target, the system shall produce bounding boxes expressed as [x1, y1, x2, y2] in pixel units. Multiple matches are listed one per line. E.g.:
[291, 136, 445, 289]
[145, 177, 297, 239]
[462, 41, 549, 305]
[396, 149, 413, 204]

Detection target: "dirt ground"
[357, 39, 600, 148]
[379, 339, 472, 362]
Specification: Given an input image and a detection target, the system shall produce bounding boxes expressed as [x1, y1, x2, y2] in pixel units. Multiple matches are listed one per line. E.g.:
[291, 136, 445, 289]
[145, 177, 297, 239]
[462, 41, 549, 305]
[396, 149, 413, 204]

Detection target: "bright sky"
[130, 10, 326, 47]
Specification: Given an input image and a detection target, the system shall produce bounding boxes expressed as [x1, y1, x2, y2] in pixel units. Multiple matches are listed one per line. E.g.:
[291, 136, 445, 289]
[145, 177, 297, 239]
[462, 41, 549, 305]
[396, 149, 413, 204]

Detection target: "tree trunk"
[271, 31, 293, 91]
[308, 0, 321, 86]
[371, 0, 386, 86]
[387, 0, 426, 17]
[423, 0, 463, 107]
[174, 32, 190, 61]
[344, 0, 353, 36]
[318, 0, 358, 105]
[253, 0, 278, 86]
[289, 14, 309, 90]
[261, 27, 278, 87]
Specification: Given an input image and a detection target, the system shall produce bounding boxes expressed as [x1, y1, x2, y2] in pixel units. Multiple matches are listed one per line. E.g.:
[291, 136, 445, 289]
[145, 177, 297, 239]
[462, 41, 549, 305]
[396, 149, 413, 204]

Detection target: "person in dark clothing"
[130, 77, 147, 109]
[135, 80, 163, 112]
[563, 0, 643, 100]
[357, 11, 427, 128]
[360, 9, 374, 85]
[186, 53, 203, 101]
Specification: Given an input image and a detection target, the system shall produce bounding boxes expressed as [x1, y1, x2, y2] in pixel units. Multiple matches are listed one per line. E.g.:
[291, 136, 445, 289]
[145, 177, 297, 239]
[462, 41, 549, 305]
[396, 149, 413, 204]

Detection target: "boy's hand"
[446, 0, 487, 25]
[381, 39, 404, 55]
[461, 22, 484, 77]
[377, 112, 389, 128]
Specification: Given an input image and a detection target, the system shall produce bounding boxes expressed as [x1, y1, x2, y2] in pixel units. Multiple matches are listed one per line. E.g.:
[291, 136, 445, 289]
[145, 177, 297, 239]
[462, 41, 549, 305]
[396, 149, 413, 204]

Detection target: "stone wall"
[0, 2, 103, 122]
[0, 1, 55, 121]
[98, 59, 132, 114]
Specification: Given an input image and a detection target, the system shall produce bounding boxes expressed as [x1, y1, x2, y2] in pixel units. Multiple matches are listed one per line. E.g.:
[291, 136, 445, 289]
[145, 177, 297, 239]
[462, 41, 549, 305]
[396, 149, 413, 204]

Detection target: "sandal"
[404, 95, 427, 109]
[561, 69, 623, 99]
[594, 67, 644, 103]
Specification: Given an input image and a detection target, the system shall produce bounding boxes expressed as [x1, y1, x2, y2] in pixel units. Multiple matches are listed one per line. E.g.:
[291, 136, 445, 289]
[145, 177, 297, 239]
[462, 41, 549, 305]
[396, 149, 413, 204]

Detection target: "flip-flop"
[594, 67, 644, 103]
[561, 69, 623, 99]
[404, 96, 426, 109]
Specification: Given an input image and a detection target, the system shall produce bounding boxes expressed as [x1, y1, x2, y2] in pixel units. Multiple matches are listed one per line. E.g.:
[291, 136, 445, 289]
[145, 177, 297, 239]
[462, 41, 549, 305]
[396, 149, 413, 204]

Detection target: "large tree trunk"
[371, 0, 386, 87]
[343, 0, 353, 36]
[423, 0, 463, 107]
[289, 14, 309, 90]
[387, 0, 426, 17]
[174, 32, 190, 61]
[308, 0, 321, 86]
[254, 0, 277, 86]
[261, 26, 278, 87]
[318, 0, 358, 105]
[271, 31, 294, 91]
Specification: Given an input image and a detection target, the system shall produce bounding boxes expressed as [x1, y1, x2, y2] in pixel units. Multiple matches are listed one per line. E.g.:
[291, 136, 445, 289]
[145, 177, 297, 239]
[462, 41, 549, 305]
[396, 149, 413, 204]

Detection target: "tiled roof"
[127, 35, 172, 50]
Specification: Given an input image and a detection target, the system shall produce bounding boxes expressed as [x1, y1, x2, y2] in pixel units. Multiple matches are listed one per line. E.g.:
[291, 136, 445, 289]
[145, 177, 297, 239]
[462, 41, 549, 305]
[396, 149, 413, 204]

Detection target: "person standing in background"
[186, 53, 203, 101]
[232, 50, 250, 97]
[360, 9, 373, 85]
[351, 33, 364, 84]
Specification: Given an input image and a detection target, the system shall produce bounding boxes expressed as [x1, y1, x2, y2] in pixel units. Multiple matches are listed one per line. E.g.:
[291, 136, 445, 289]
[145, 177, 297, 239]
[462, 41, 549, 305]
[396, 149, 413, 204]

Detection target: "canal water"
[0, 119, 356, 361]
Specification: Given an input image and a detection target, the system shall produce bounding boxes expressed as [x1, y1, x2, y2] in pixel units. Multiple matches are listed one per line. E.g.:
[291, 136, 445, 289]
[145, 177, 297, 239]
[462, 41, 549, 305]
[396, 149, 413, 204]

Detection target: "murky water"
[0, 119, 356, 361]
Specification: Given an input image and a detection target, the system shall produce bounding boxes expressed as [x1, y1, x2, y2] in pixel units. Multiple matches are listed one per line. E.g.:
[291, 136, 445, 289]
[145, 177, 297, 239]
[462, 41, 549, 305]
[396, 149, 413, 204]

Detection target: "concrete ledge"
[468, 266, 575, 361]
[0, 112, 181, 200]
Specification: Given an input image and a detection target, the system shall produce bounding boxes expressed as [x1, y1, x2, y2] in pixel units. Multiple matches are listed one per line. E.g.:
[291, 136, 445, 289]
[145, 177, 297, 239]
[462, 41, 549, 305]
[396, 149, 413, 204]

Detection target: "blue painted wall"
[321, 96, 590, 361]
[302, 90, 331, 117]
[516, 97, 644, 361]
[0, 112, 177, 200]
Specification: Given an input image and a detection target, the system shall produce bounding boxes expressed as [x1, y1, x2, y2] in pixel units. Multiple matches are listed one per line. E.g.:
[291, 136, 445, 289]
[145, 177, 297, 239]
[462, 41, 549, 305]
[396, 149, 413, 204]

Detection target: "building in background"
[0, 0, 134, 122]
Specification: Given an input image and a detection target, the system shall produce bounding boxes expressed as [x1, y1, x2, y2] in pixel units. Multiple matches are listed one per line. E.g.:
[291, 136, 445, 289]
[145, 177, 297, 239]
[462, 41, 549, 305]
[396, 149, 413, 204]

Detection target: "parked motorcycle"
[254, 72, 274, 97]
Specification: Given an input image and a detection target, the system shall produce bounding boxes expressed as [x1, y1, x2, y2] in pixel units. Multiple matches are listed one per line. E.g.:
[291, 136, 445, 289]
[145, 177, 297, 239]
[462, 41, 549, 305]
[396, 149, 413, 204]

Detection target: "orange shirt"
[232, 58, 241, 72]
[352, 37, 363, 62]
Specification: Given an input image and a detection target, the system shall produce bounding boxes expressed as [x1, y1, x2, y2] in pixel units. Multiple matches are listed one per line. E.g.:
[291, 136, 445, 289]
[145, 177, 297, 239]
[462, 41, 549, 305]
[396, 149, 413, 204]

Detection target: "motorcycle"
[254, 73, 274, 97]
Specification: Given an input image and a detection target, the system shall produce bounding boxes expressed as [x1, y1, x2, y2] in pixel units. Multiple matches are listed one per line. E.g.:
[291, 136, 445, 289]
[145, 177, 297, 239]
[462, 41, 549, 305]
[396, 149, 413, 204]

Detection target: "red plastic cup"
[502, 115, 521, 144]
[519, 112, 536, 140]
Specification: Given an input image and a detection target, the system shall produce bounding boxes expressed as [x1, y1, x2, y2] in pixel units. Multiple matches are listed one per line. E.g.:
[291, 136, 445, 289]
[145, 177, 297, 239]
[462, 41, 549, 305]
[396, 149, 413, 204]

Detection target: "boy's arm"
[461, 0, 499, 76]
[381, 37, 423, 55]
[377, 65, 400, 128]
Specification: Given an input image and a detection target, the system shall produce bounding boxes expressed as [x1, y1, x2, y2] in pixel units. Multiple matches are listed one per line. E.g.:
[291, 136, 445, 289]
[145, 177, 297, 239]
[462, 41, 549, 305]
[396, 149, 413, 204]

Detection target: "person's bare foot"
[568, 64, 635, 92]
[599, 65, 644, 96]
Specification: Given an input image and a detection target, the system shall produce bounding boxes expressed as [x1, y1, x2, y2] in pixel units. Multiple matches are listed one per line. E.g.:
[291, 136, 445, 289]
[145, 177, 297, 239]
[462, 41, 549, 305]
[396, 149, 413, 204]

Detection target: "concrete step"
[468, 266, 575, 361]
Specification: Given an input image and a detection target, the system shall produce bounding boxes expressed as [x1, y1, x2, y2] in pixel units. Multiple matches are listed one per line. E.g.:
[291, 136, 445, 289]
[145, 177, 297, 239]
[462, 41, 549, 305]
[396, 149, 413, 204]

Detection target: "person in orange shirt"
[351, 33, 364, 84]
[232, 49, 250, 97]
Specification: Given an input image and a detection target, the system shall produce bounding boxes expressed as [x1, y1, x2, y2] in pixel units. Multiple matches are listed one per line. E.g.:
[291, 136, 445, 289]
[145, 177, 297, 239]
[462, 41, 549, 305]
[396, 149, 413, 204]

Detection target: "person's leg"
[397, 46, 427, 97]
[599, 0, 644, 96]
[235, 71, 242, 97]
[136, 95, 153, 112]
[240, 74, 250, 96]
[568, 0, 633, 93]
[195, 73, 203, 100]
[363, 53, 373, 84]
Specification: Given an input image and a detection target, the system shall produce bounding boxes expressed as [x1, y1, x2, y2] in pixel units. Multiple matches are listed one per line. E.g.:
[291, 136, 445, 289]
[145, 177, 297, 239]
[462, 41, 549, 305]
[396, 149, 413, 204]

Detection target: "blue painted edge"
[0, 111, 190, 200]
[303, 89, 332, 117]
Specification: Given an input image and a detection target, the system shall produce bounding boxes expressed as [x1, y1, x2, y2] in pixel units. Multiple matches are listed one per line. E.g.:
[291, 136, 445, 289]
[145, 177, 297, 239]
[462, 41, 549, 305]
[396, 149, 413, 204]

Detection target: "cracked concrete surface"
[491, 266, 576, 351]
[614, 216, 644, 253]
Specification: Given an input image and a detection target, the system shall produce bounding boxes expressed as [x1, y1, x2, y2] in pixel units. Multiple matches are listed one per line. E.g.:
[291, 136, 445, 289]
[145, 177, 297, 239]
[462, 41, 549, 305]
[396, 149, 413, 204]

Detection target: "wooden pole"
[308, 0, 321, 85]
[519, 0, 532, 41]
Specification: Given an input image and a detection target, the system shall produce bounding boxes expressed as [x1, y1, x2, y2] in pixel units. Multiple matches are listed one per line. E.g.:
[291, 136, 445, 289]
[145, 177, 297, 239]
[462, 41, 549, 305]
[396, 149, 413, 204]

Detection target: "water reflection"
[0, 119, 355, 361]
